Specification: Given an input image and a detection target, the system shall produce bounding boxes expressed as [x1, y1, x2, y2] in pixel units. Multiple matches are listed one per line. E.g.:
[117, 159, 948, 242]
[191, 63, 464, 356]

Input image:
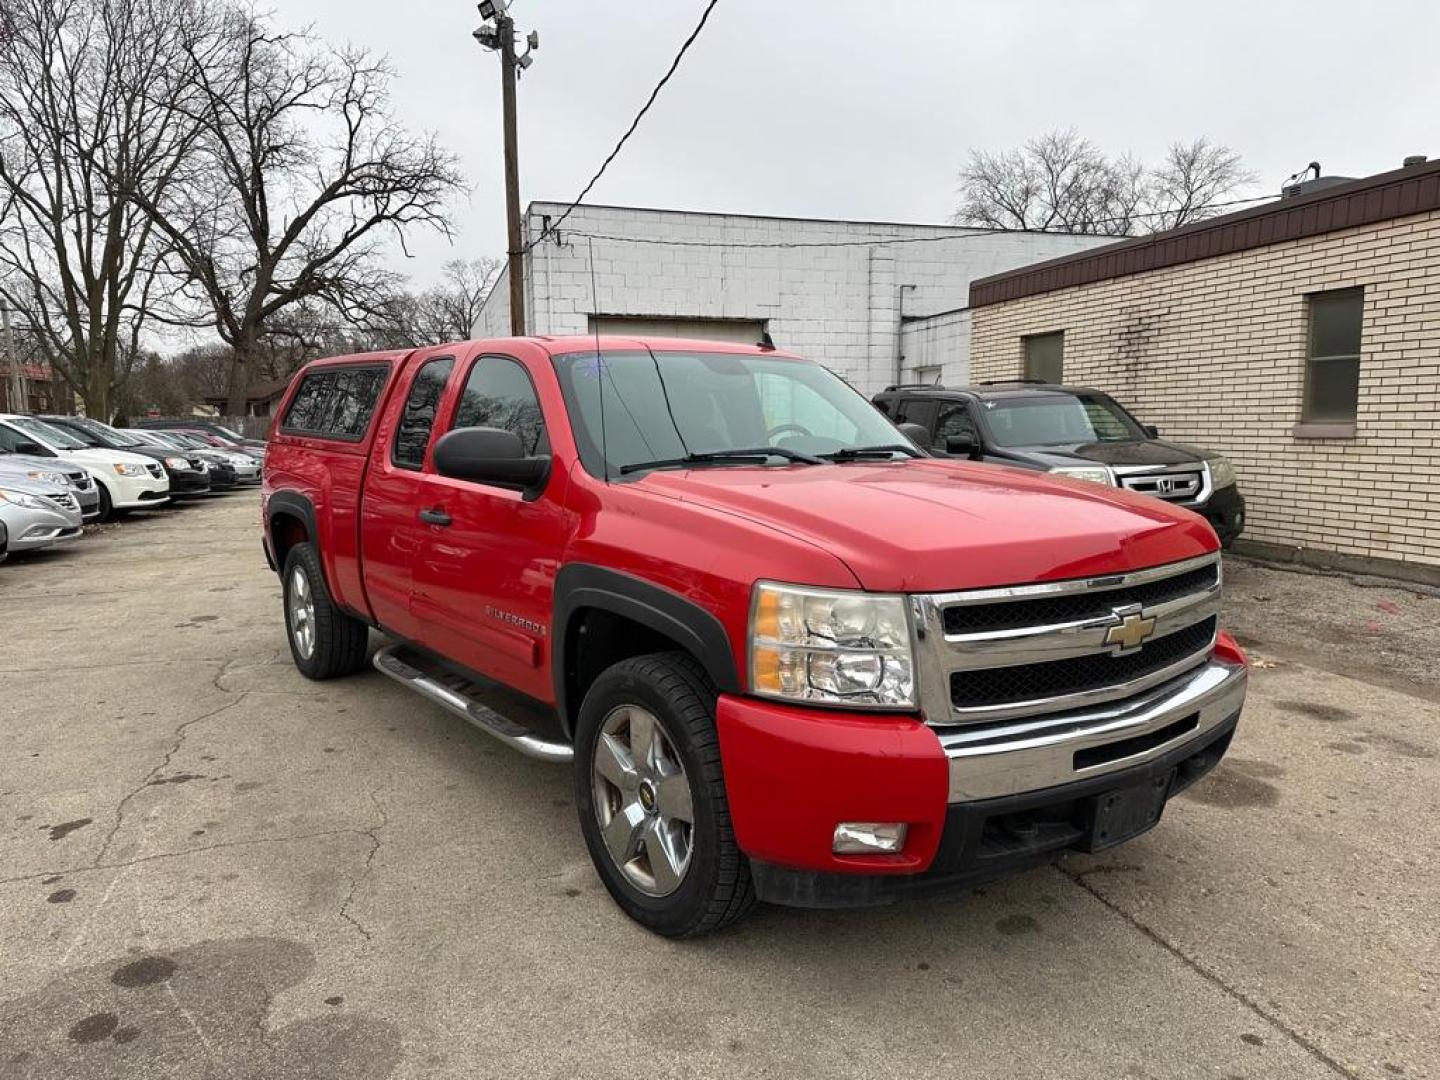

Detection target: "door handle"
[418, 507, 452, 527]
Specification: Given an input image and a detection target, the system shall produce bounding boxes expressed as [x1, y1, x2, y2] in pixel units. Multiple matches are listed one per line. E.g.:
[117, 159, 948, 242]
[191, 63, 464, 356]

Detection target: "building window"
[1303, 288, 1363, 422]
[913, 365, 943, 387]
[1023, 332, 1064, 384]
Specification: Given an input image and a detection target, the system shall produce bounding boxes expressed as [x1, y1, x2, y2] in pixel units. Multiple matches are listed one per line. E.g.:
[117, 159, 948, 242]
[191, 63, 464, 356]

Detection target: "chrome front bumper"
[939, 658, 1247, 801]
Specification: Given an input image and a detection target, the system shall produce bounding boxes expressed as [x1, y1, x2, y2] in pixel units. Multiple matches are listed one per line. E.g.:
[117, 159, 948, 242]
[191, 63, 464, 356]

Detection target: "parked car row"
[0, 413, 264, 563]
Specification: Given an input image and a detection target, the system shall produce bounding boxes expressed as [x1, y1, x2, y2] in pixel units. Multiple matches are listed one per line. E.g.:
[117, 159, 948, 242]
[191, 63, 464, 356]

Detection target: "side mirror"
[1143, 424, 1160, 439]
[896, 422, 930, 450]
[15, 440, 48, 456]
[433, 426, 550, 496]
[945, 433, 979, 458]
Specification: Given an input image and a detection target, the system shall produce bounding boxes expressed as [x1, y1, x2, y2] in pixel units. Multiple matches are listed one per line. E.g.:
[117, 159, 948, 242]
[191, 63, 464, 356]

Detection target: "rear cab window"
[281, 364, 390, 442]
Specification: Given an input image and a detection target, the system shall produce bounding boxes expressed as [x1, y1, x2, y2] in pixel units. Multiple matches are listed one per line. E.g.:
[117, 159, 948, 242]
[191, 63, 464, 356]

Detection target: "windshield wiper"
[821, 443, 923, 461]
[619, 446, 825, 475]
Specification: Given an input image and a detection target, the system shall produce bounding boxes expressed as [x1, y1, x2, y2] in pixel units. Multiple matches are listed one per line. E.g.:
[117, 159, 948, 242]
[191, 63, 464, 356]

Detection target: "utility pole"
[498, 13, 525, 336]
[474, 3, 539, 337]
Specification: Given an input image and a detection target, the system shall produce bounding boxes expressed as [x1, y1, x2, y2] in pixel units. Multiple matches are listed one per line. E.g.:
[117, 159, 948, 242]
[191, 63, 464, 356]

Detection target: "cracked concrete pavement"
[1, 495, 1436, 1079]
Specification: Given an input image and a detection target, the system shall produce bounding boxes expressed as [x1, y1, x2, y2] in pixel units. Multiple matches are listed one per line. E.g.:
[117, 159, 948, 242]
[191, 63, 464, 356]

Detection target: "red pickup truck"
[261, 336, 1248, 937]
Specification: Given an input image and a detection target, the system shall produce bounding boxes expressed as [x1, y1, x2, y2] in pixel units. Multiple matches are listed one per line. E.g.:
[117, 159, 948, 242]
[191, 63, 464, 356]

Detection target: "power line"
[523, 0, 722, 254]
[557, 194, 1281, 251]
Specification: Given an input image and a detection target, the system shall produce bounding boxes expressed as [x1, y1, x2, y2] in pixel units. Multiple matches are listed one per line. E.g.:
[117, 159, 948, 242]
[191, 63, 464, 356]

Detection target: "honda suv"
[874, 383, 1246, 546]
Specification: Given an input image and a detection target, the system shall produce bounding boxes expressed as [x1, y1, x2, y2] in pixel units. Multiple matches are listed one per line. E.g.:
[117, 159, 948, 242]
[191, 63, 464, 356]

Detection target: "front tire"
[575, 652, 756, 937]
[281, 542, 370, 680]
[96, 483, 114, 523]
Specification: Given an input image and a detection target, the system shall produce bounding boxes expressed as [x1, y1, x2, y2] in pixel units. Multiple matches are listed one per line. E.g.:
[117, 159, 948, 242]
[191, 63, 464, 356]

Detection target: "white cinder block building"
[474, 203, 1112, 393]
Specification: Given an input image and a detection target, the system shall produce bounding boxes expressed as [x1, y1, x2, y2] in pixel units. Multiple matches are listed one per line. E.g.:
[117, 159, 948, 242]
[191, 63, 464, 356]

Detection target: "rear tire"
[281, 542, 370, 680]
[574, 651, 756, 937]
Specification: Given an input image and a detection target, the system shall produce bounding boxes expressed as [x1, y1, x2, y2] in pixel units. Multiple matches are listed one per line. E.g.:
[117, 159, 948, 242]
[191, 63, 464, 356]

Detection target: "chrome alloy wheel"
[287, 567, 316, 660]
[591, 705, 695, 897]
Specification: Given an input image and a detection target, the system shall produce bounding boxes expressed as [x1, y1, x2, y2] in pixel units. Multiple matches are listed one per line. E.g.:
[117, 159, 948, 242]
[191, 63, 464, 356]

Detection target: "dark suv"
[874, 382, 1245, 546]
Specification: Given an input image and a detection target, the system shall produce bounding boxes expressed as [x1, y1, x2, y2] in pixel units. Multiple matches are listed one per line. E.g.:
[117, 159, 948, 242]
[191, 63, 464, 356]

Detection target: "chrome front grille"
[43, 491, 80, 514]
[145, 462, 164, 479]
[949, 616, 1217, 710]
[1115, 463, 1209, 505]
[67, 472, 94, 490]
[940, 562, 1218, 635]
[912, 553, 1222, 726]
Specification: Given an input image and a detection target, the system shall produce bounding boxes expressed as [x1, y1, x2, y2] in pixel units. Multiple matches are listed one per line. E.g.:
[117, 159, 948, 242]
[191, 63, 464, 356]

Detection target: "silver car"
[0, 475, 84, 557]
[0, 450, 102, 520]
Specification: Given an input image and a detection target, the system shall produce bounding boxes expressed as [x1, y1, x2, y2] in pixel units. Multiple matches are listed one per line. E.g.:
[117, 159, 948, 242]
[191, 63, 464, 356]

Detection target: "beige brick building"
[967, 159, 1440, 584]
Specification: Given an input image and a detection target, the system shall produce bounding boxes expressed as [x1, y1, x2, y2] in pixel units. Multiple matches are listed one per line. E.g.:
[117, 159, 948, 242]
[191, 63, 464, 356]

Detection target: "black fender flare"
[552, 564, 740, 731]
[265, 490, 318, 568]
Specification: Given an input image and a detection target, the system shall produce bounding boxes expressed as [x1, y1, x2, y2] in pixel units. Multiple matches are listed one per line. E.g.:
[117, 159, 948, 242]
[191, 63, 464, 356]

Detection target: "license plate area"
[1082, 771, 1173, 852]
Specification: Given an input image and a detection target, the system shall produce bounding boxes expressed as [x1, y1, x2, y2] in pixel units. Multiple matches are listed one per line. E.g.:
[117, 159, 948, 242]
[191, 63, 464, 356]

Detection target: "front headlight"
[26, 470, 66, 486]
[1207, 456, 1236, 489]
[1050, 465, 1115, 486]
[113, 462, 147, 476]
[749, 582, 915, 708]
[163, 456, 190, 470]
[0, 488, 48, 510]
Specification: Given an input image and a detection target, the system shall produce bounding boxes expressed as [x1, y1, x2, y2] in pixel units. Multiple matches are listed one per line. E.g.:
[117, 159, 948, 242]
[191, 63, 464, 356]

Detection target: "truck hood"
[636, 459, 1216, 593]
[998, 438, 1213, 470]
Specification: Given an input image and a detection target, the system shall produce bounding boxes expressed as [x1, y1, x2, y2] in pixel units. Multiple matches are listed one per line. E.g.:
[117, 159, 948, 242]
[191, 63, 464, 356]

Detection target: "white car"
[0, 414, 169, 520]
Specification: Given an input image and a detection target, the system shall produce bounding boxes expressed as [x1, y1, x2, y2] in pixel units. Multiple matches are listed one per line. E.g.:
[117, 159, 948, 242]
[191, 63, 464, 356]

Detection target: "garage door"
[588, 316, 767, 345]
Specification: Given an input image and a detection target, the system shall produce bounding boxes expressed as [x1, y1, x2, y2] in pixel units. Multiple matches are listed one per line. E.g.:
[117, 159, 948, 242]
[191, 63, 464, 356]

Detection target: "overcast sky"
[280, 0, 1440, 287]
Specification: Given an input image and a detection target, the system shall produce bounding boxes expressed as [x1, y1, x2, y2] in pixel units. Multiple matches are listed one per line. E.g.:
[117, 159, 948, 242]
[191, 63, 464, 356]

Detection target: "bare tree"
[369, 257, 502, 348]
[954, 129, 1254, 236]
[955, 131, 1139, 236]
[417, 258, 503, 343]
[0, 0, 220, 419]
[133, 10, 465, 414]
[1146, 137, 1258, 231]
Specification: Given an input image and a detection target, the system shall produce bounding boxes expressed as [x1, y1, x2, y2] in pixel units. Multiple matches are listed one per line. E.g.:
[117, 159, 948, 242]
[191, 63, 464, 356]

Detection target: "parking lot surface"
[1, 497, 1435, 1080]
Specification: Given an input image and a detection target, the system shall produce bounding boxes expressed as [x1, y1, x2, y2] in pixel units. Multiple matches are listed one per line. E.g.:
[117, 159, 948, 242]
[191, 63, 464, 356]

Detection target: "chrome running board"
[372, 644, 574, 763]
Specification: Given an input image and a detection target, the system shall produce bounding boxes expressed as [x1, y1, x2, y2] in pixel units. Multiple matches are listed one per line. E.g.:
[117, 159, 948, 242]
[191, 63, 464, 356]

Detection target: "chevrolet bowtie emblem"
[1105, 609, 1156, 652]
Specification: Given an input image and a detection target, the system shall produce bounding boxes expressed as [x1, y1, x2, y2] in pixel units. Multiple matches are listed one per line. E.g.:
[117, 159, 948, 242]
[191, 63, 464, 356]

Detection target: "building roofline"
[968, 157, 1440, 308]
[523, 200, 1105, 240]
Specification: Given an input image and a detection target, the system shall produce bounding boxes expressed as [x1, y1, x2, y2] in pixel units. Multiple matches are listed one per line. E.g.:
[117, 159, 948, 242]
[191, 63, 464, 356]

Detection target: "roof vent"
[1403, 154, 1428, 168]
[1280, 162, 1356, 200]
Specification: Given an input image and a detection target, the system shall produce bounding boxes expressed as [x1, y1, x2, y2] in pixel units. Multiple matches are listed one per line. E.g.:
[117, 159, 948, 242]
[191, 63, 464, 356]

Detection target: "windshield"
[979, 392, 1146, 447]
[82, 420, 147, 448]
[8, 416, 89, 450]
[552, 350, 914, 478]
[211, 424, 246, 441]
[50, 417, 123, 446]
